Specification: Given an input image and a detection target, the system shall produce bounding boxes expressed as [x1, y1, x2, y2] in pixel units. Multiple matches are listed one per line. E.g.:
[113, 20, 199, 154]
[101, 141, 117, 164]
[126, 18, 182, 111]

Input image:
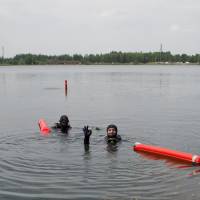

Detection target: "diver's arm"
[84, 137, 90, 145]
[51, 123, 61, 129]
[116, 134, 122, 141]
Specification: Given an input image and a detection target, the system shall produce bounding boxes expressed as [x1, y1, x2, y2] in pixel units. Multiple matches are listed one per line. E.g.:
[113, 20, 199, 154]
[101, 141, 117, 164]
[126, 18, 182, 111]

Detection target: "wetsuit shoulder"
[116, 134, 122, 141]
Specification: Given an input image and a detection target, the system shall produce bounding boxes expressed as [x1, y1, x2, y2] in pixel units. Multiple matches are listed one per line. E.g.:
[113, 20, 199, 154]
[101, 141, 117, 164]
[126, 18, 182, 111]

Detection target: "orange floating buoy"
[38, 119, 51, 134]
[133, 142, 200, 164]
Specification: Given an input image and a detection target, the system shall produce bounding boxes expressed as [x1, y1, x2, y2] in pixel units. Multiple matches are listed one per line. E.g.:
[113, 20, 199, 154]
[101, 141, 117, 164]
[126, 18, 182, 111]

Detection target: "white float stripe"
[134, 142, 141, 146]
[192, 155, 198, 163]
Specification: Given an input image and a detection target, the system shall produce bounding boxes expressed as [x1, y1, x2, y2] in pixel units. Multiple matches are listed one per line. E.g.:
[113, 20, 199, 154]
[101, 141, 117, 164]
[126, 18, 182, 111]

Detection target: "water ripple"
[1, 65, 200, 199]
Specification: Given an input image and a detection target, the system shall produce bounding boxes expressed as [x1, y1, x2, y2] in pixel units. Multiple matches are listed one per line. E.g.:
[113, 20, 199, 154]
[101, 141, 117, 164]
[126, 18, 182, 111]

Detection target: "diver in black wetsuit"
[83, 124, 121, 145]
[52, 115, 71, 133]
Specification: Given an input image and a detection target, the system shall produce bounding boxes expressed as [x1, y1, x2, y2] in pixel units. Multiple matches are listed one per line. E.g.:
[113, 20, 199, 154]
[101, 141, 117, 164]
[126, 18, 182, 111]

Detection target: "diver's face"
[60, 120, 68, 128]
[107, 128, 117, 138]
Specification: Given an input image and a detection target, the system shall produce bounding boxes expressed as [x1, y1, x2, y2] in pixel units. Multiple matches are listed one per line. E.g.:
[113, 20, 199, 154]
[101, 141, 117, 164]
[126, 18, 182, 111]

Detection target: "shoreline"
[0, 62, 199, 67]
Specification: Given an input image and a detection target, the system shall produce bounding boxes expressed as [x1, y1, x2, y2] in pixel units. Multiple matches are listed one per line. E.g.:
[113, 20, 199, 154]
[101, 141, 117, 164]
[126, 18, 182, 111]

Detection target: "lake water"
[0, 65, 200, 199]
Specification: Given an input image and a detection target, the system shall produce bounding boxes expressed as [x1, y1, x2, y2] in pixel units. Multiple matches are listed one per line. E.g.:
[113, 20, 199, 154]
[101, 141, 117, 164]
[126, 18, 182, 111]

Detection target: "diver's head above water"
[59, 115, 69, 124]
[106, 124, 118, 138]
[59, 115, 70, 132]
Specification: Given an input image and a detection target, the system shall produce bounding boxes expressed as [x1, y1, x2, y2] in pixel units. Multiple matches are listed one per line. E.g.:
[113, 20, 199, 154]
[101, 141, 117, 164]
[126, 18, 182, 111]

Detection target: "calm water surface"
[0, 65, 200, 199]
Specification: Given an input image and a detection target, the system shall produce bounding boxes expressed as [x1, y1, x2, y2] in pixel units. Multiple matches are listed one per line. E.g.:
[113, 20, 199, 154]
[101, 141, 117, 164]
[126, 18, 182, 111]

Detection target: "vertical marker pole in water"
[64, 80, 68, 96]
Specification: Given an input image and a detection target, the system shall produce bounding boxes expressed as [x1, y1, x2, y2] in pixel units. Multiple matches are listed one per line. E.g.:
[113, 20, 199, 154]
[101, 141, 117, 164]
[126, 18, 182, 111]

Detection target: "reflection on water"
[0, 65, 200, 199]
[135, 151, 194, 169]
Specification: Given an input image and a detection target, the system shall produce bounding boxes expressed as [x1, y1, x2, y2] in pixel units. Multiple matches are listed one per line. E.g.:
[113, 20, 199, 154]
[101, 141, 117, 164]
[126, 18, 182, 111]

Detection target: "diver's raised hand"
[83, 126, 92, 137]
[83, 126, 92, 145]
[107, 138, 117, 145]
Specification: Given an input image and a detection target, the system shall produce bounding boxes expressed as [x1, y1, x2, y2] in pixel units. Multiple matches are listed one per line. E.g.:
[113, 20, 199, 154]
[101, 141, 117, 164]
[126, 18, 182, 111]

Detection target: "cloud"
[0, 0, 200, 57]
[170, 24, 180, 32]
[99, 8, 127, 18]
[169, 24, 196, 34]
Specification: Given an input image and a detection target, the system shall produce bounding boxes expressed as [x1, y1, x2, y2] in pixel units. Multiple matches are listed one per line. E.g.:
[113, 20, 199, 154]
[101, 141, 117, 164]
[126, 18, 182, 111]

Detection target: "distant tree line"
[0, 51, 200, 65]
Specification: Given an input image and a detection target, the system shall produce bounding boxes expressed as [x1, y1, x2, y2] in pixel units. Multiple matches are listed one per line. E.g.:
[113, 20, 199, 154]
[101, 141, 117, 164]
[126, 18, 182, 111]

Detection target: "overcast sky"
[0, 0, 199, 57]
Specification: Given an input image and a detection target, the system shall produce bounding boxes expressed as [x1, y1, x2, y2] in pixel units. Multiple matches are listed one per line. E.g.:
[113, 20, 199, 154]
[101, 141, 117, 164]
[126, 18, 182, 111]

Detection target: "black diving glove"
[107, 138, 117, 145]
[83, 126, 92, 144]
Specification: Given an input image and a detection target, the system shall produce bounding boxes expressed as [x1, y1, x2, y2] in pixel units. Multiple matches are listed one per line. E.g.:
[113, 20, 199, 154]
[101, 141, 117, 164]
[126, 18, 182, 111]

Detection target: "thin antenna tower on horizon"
[159, 43, 163, 62]
[2, 46, 5, 59]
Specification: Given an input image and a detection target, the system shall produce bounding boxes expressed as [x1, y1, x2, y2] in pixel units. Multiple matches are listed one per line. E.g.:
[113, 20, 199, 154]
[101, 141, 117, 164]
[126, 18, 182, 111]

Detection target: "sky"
[0, 0, 200, 57]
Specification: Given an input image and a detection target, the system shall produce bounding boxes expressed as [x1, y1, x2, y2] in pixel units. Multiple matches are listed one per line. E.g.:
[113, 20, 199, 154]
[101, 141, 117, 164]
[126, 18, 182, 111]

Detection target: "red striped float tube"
[133, 142, 200, 164]
[38, 119, 51, 134]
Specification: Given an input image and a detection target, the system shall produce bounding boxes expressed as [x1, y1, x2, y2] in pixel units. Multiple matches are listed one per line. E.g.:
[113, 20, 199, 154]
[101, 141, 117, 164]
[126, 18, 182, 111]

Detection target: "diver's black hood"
[59, 115, 69, 123]
[106, 124, 118, 134]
